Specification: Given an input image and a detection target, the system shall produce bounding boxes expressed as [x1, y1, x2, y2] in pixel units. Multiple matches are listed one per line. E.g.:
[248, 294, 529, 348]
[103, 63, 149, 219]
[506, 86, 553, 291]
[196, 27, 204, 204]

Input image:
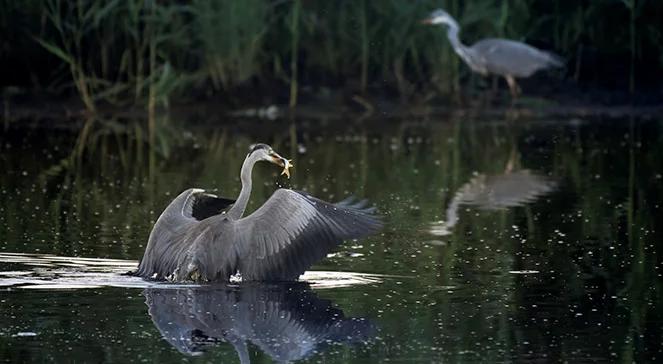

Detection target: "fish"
[281, 158, 294, 178]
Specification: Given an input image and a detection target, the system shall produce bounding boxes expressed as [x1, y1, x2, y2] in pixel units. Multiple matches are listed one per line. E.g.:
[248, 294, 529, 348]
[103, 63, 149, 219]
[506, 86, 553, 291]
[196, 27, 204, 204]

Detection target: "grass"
[1, 0, 662, 110]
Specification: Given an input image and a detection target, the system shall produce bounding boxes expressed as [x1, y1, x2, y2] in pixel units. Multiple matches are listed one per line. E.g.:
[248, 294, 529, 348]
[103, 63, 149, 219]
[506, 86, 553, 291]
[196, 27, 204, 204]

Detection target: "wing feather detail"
[136, 188, 236, 280]
[233, 189, 382, 281]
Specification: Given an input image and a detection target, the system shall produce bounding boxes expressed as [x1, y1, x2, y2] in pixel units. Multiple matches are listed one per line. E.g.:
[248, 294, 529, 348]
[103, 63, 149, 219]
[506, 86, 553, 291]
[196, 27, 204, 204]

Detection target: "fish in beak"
[268, 151, 294, 178]
[280, 158, 293, 178]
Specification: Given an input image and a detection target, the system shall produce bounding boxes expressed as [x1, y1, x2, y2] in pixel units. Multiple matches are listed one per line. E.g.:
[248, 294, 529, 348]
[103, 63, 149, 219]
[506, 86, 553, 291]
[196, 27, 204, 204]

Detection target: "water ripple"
[0, 252, 384, 289]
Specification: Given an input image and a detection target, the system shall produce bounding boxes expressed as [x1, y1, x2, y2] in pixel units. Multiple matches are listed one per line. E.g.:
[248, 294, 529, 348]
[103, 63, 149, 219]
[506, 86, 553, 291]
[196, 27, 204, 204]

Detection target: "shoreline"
[3, 93, 663, 130]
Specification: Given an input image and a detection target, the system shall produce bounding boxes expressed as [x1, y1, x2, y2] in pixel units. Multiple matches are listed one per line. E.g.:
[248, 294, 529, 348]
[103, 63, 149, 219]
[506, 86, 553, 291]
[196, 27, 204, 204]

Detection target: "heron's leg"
[505, 75, 520, 98]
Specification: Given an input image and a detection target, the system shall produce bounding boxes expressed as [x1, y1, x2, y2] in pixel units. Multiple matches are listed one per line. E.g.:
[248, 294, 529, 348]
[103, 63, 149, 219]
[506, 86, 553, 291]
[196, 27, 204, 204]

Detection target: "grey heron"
[136, 143, 382, 282]
[422, 8, 563, 97]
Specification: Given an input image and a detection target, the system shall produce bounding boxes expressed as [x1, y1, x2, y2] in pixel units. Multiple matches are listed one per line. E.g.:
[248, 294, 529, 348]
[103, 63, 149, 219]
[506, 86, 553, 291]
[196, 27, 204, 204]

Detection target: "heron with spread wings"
[135, 143, 382, 282]
[422, 8, 563, 97]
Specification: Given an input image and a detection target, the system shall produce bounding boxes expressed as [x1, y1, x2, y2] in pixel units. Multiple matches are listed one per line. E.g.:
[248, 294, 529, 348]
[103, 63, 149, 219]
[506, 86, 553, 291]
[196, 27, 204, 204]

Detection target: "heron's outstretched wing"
[136, 188, 235, 279]
[471, 38, 563, 77]
[184, 191, 235, 221]
[153, 188, 235, 227]
[232, 189, 382, 281]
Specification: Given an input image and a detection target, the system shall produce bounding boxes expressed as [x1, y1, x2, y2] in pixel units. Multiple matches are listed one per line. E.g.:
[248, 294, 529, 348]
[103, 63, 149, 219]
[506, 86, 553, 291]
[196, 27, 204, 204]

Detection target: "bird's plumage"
[136, 188, 238, 281]
[234, 189, 381, 281]
[136, 187, 381, 282]
[184, 189, 236, 220]
[470, 38, 563, 77]
[423, 8, 563, 96]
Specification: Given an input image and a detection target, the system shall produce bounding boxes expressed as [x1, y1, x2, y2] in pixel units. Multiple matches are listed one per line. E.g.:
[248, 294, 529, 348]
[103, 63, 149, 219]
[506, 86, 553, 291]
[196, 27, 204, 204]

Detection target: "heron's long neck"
[227, 154, 257, 219]
[446, 24, 473, 65]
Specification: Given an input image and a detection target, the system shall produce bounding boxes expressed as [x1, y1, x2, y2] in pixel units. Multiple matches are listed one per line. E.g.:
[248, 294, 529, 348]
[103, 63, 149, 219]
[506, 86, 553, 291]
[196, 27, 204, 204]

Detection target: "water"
[1, 113, 662, 362]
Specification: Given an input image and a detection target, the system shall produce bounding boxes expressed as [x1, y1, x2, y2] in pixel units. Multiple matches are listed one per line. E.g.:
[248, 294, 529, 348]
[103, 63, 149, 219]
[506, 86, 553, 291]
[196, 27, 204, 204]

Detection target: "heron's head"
[248, 143, 293, 177]
[421, 9, 455, 26]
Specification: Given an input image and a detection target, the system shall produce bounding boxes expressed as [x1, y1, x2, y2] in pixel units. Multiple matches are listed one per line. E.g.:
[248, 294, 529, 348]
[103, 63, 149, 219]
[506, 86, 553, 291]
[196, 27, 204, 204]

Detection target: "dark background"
[1, 0, 662, 110]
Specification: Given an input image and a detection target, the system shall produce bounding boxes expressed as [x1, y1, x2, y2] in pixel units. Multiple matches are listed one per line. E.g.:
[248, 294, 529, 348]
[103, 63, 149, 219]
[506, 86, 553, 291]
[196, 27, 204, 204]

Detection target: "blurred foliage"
[0, 0, 662, 109]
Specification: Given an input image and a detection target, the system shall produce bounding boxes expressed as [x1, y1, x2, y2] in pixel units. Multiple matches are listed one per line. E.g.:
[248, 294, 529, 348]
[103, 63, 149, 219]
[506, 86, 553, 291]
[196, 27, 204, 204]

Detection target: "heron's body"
[136, 144, 381, 283]
[468, 38, 563, 77]
[423, 9, 563, 96]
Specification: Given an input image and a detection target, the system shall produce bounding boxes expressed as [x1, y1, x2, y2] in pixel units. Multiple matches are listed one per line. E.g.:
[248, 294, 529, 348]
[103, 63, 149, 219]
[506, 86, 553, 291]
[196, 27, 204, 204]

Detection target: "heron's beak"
[268, 152, 294, 178]
[420, 17, 433, 25]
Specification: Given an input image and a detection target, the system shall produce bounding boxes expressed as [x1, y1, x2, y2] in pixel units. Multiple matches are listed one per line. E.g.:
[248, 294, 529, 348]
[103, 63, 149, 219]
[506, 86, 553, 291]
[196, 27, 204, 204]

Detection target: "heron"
[422, 8, 563, 97]
[135, 143, 382, 282]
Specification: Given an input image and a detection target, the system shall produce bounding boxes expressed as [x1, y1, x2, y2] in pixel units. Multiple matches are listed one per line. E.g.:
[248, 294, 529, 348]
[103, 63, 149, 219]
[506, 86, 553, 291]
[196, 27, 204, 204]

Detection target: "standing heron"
[422, 9, 563, 97]
[135, 143, 382, 282]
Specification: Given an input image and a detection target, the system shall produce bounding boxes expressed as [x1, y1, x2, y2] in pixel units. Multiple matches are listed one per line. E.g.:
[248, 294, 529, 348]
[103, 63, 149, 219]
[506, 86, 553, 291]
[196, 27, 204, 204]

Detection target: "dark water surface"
[1, 114, 662, 363]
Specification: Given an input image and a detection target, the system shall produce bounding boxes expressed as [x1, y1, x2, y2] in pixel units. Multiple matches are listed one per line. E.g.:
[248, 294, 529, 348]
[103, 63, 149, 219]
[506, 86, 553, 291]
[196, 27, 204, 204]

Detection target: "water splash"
[0, 252, 383, 289]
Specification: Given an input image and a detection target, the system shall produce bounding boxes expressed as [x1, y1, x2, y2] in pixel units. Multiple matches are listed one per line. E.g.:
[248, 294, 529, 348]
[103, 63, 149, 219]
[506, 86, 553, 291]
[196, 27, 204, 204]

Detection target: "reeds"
[191, 0, 268, 91]
[2, 0, 661, 109]
[30, 0, 191, 111]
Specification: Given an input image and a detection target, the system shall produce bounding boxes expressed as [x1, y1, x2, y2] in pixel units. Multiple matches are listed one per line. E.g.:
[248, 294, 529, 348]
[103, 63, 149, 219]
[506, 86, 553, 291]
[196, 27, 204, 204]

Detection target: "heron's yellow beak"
[269, 152, 294, 179]
[420, 17, 433, 25]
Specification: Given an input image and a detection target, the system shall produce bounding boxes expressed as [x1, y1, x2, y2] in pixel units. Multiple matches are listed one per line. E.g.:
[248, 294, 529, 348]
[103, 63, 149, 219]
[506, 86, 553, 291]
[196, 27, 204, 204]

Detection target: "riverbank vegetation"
[1, 0, 662, 111]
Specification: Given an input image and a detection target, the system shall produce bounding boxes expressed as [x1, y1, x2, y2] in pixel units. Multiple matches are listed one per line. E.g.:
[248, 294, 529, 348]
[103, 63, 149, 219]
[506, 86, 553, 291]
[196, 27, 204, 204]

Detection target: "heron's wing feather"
[471, 38, 563, 77]
[232, 189, 382, 281]
[136, 188, 235, 279]
[183, 192, 235, 221]
[196, 218, 246, 281]
[155, 188, 235, 227]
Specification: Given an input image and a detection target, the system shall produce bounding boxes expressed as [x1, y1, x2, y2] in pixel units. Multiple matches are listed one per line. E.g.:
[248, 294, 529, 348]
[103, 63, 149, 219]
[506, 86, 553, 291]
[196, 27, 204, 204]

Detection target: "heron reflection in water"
[136, 143, 382, 283]
[144, 283, 375, 362]
[430, 169, 557, 236]
[422, 9, 563, 97]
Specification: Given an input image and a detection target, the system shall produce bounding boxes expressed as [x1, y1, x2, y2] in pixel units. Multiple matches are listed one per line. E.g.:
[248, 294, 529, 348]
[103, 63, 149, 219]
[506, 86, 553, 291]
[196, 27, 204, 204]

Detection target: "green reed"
[191, 0, 268, 91]
[1, 0, 661, 108]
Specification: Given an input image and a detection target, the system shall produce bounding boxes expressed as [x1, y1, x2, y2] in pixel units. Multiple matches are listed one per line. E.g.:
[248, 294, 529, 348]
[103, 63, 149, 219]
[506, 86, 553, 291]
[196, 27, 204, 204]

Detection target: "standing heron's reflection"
[430, 169, 557, 236]
[144, 283, 375, 362]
